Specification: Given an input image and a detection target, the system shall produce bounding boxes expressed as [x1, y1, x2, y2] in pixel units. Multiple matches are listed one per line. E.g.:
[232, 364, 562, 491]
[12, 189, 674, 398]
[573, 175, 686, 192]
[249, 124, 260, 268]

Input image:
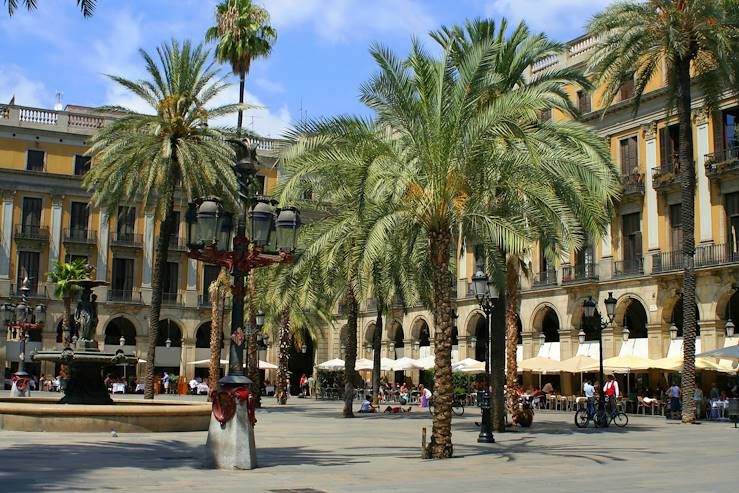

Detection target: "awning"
[519, 356, 560, 374]
[583, 354, 653, 373]
[391, 357, 424, 371]
[537, 342, 560, 361]
[317, 358, 345, 370]
[558, 355, 598, 373]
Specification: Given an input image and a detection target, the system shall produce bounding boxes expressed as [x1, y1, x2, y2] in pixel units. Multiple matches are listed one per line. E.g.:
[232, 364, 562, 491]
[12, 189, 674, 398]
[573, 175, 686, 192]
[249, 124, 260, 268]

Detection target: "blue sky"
[0, 0, 614, 138]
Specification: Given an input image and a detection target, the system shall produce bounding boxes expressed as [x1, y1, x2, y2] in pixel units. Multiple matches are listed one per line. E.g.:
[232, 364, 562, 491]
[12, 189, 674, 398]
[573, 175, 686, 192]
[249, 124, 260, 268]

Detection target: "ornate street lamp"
[469, 335, 477, 348]
[578, 329, 586, 345]
[119, 335, 125, 347]
[622, 321, 630, 342]
[583, 292, 617, 427]
[471, 259, 499, 444]
[726, 318, 735, 338]
[1, 277, 46, 396]
[669, 320, 679, 340]
[538, 332, 546, 347]
[301, 343, 307, 354]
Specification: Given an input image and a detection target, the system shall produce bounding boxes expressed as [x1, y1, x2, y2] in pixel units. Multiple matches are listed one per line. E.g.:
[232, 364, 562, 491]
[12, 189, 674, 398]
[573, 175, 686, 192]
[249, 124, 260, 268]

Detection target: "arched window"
[105, 317, 136, 346]
[196, 322, 221, 348]
[671, 297, 700, 337]
[155, 319, 182, 347]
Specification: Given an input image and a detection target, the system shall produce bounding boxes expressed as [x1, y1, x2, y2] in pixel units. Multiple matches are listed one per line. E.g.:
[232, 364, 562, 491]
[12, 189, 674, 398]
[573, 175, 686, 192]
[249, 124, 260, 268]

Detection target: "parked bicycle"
[428, 393, 465, 416]
[575, 399, 628, 428]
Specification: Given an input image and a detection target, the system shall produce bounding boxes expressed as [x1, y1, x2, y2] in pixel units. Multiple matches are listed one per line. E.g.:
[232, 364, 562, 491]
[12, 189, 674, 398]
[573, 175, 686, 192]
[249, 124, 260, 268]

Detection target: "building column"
[0, 190, 14, 296]
[140, 211, 155, 305]
[699, 320, 720, 353]
[48, 195, 64, 281]
[402, 338, 413, 358]
[599, 223, 613, 280]
[184, 258, 199, 307]
[647, 322, 666, 360]
[96, 209, 110, 298]
[694, 109, 713, 243]
[643, 123, 659, 251]
[457, 335, 470, 360]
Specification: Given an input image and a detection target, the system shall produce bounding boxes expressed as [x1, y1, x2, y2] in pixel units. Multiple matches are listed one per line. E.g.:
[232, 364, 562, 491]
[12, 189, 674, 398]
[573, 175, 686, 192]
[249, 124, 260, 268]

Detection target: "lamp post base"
[477, 406, 495, 443]
[206, 397, 257, 470]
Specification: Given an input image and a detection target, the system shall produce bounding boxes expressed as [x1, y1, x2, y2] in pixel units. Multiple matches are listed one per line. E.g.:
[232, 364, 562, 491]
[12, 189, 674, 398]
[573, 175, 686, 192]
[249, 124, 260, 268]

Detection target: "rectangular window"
[255, 175, 266, 195]
[669, 204, 683, 250]
[111, 257, 134, 295]
[26, 149, 45, 172]
[621, 212, 642, 263]
[17, 251, 40, 293]
[724, 108, 739, 150]
[201, 264, 220, 305]
[70, 201, 89, 232]
[117, 206, 136, 239]
[727, 192, 739, 254]
[21, 197, 42, 230]
[73, 155, 91, 176]
[620, 76, 635, 101]
[659, 124, 680, 169]
[163, 262, 179, 295]
[619, 136, 639, 175]
[577, 90, 591, 114]
[171, 211, 180, 238]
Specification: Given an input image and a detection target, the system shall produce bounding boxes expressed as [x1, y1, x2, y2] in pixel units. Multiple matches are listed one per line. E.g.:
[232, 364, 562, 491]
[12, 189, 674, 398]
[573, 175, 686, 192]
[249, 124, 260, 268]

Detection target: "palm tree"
[84, 40, 240, 399]
[206, 0, 276, 132]
[5, 0, 95, 16]
[587, 0, 739, 423]
[437, 18, 619, 420]
[208, 268, 230, 399]
[48, 258, 92, 346]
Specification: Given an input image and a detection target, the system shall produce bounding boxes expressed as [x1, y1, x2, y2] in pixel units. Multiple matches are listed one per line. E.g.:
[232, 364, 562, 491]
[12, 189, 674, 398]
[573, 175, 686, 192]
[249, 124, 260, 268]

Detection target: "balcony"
[107, 289, 142, 303]
[63, 228, 97, 245]
[621, 173, 645, 197]
[9, 283, 48, 299]
[531, 269, 558, 288]
[198, 294, 231, 309]
[613, 257, 644, 278]
[651, 160, 681, 192]
[695, 243, 739, 268]
[562, 263, 598, 284]
[167, 237, 188, 252]
[14, 224, 49, 242]
[110, 231, 143, 249]
[651, 250, 681, 274]
[705, 147, 739, 179]
[162, 292, 183, 307]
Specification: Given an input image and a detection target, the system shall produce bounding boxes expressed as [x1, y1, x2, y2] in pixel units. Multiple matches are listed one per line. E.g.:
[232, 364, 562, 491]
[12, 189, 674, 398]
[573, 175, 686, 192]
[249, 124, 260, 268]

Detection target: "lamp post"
[726, 318, 735, 338]
[187, 142, 299, 470]
[583, 292, 617, 424]
[0, 277, 46, 397]
[472, 261, 499, 443]
[186, 142, 299, 386]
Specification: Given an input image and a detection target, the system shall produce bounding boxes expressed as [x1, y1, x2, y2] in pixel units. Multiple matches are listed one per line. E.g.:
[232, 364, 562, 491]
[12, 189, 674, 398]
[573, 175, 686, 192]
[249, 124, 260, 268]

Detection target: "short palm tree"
[48, 258, 92, 346]
[84, 39, 240, 399]
[5, 0, 94, 16]
[206, 0, 276, 132]
[587, 0, 739, 423]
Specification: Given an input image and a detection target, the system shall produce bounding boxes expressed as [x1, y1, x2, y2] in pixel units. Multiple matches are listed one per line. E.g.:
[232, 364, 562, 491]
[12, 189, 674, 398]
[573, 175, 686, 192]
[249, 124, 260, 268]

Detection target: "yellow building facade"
[0, 103, 281, 382]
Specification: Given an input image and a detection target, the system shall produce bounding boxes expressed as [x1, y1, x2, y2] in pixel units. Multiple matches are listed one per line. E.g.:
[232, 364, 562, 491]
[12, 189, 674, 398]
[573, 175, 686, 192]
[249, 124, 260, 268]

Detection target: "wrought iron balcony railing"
[532, 269, 558, 288]
[613, 257, 644, 277]
[63, 227, 97, 244]
[110, 231, 143, 248]
[562, 263, 598, 284]
[14, 224, 49, 241]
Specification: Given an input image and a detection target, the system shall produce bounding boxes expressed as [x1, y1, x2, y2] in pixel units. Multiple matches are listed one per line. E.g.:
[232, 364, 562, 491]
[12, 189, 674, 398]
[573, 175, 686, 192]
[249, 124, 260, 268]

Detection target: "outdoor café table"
[112, 383, 126, 394]
[135, 383, 145, 393]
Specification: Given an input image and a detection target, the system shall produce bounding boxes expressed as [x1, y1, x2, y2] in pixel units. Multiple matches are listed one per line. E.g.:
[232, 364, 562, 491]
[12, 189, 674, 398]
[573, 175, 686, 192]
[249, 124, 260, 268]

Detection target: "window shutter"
[659, 127, 668, 166]
[712, 110, 724, 155]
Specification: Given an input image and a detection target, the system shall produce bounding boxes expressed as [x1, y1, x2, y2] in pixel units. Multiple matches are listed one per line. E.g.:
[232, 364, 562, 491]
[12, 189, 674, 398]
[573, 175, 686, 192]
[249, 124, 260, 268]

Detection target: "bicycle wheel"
[575, 409, 590, 428]
[452, 402, 464, 416]
[613, 411, 628, 427]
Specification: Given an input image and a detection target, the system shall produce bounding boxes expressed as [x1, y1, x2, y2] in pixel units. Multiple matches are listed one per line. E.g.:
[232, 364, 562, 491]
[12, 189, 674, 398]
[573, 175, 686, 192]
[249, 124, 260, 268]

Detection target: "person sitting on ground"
[359, 396, 376, 413]
[383, 405, 412, 413]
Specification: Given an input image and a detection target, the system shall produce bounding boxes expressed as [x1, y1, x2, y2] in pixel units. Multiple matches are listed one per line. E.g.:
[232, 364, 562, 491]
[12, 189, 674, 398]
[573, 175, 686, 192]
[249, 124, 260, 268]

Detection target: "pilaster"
[0, 190, 15, 289]
[184, 258, 199, 307]
[643, 122, 659, 251]
[96, 209, 110, 298]
[694, 108, 713, 243]
[142, 211, 155, 288]
[647, 322, 666, 359]
[48, 194, 64, 279]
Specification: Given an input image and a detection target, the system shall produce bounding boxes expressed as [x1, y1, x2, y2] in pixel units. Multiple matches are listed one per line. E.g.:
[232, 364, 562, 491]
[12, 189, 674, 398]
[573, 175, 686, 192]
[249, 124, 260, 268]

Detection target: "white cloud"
[483, 0, 617, 40]
[254, 77, 286, 94]
[0, 65, 51, 108]
[210, 84, 293, 138]
[266, 0, 436, 43]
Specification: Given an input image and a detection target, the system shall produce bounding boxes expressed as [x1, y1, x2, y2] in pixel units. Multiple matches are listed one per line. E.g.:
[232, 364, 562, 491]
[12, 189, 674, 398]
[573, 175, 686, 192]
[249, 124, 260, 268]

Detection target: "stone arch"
[462, 309, 485, 338]
[616, 296, 649, 339]
[410, 316, 431, 348]
[156, 319, 183, 347]
[363, 321, 377, 346]
[715, 286, 739, 324]
[103, 312, 143, 338]
[466, 311, 487, 361]
[104, 316, 137, 346]
[387, 319, 404, 345]
[195, 321, 222, 349]
[670, 296, 702, 338]
[531, 303, 560, 342]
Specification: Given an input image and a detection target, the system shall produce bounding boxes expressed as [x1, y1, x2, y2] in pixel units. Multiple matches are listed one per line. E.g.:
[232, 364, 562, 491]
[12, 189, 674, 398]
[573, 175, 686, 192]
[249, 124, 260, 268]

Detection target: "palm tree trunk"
[208, 270, 227, 401]
[237, 71, 245, 132]
[428, 230, 453, 459]
[505, 255, 520, 413]
[247, 274, 261, 407]
[372, 298, 383, 407]
[62, 296, 72, 347]
[276, 309, 290, 405]
[144, 192, 176, 400]
[676, 55, 697, 424]
[491, 276, 506, 432]
[343, 285, 358, 418]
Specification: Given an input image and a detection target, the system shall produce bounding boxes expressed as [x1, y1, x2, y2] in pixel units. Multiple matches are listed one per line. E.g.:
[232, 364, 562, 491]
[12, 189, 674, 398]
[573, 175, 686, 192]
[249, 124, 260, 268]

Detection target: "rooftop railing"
[0, 104, 115, 136]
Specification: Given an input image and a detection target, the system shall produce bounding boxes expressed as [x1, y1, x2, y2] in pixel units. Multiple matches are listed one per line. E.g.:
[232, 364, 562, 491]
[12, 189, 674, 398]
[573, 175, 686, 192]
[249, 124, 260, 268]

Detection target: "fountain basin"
[0, 397, 212, 433]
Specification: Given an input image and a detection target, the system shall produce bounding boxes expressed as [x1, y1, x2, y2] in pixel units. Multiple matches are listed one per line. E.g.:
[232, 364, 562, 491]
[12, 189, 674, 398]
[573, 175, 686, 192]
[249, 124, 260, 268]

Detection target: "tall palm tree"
[208, 268, 230, 399]
[5, 0, 95, 16]
[437, 18, 619, 420]
[48, 258, 92, 346]
[587, 0, 739, 423]
[206, 0, 276, 132]
[84, 40, 240, 399]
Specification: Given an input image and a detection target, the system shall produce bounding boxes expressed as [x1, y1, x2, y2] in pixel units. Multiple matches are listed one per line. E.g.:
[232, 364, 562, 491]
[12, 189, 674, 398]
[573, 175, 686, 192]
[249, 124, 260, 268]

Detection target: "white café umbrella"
[697, 344, 739, 361]
[317, 358, 345, 370]
[391, 357, 424, 371]
[258, 360, 278, 370]
[416, 355, 435, 370]
[452, 358, 485, 372]
[354, 358, 375, 371]
[187, 359, 228, 366]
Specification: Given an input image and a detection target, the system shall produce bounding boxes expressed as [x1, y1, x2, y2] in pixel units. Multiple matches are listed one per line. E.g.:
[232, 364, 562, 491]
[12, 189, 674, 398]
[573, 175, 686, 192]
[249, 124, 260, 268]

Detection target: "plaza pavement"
[0, 393, 736, 493]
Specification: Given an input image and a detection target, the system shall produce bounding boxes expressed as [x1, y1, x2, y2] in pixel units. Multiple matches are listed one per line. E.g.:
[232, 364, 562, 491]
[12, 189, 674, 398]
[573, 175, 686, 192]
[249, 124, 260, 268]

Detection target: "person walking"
[668, 382, 682, 419]
[604, 375, 619, 414]
[583, 379, 595, 418]
[162, 372, 171, 395]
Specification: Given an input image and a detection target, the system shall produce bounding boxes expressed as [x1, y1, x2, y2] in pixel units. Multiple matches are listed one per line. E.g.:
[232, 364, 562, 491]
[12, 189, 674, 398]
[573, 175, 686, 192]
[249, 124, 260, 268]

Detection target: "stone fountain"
[32, 279, 137, 405]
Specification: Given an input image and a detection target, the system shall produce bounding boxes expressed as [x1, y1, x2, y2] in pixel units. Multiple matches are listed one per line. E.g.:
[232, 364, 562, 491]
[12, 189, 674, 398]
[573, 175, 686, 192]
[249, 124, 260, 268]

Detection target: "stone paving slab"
[0, 397, 736, 493]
